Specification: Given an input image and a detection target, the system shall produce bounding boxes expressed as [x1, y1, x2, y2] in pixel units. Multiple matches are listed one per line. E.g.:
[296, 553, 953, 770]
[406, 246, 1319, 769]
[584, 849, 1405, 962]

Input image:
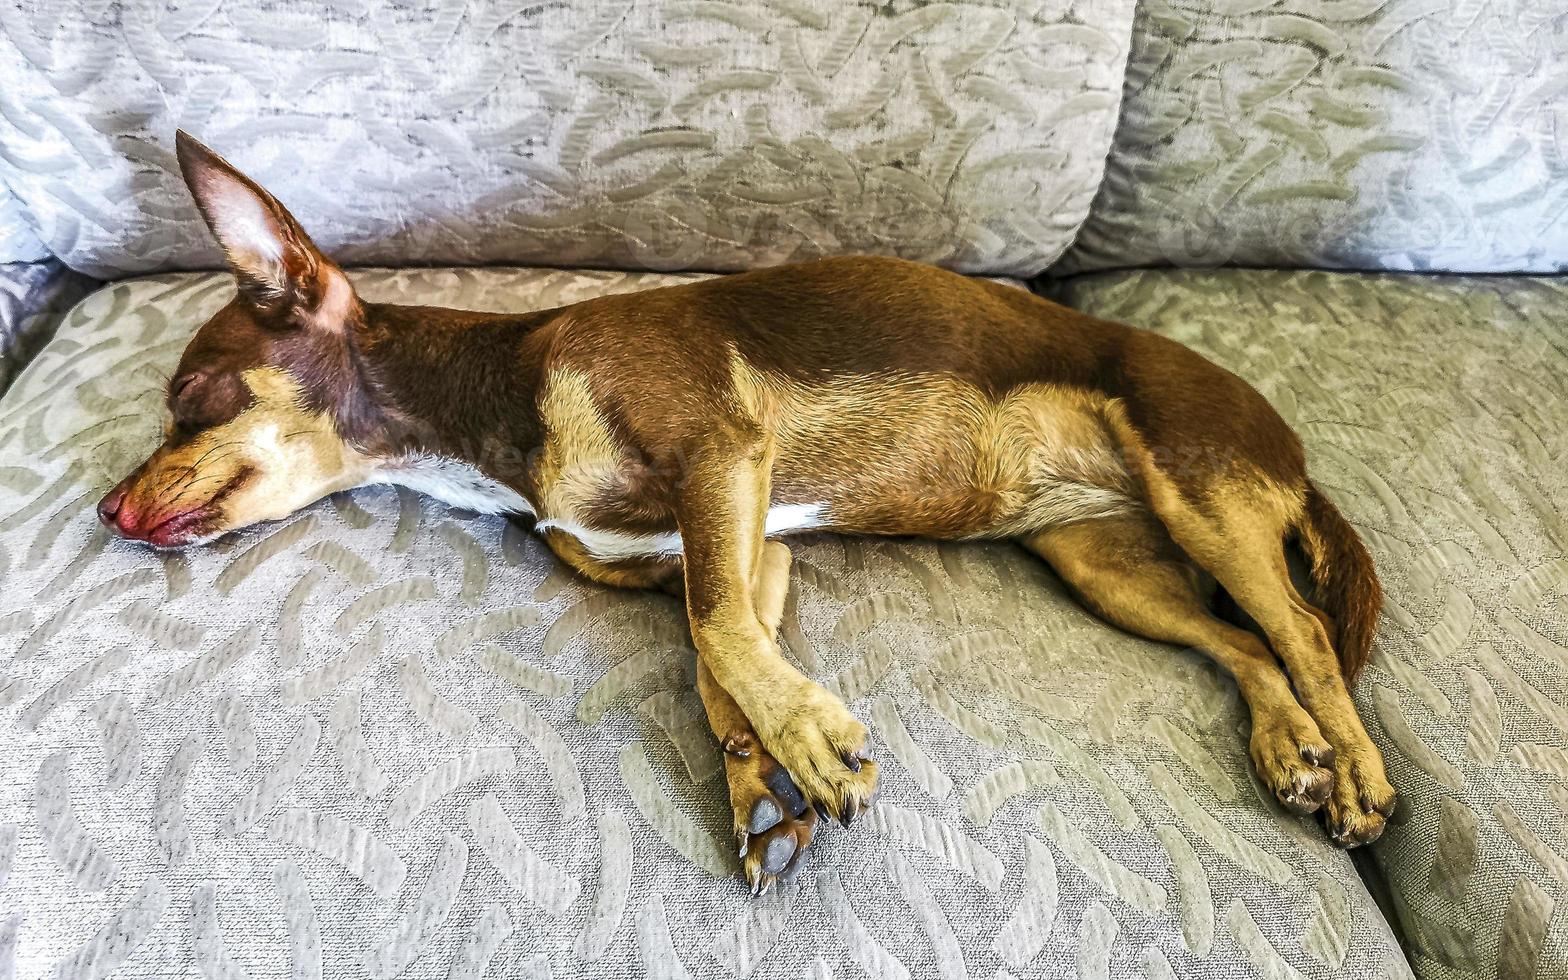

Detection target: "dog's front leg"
[695, 541, 822, 894]
[677, 439, 878, 847]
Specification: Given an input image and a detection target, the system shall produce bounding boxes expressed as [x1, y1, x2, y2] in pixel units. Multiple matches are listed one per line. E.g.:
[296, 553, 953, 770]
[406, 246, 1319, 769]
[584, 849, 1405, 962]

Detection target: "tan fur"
[729, 353, 1135, 538]
[752, 541, 791, 637]
[671, 435, 879, 834]
[534, 367, 626, 522]
[540, 361, 1388, 850]
[1024, 514, 1338, 815]
[688, 541, 819, 892]
[118, 367, 373, 544]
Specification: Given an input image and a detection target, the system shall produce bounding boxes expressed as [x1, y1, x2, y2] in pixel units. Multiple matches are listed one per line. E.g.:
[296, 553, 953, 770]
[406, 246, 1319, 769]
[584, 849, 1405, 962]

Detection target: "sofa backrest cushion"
[0, 1, 1137, 280]
[1, 183, 49, 264]
[0, 259, 96, 393]
[1061, 0, 1568, 274]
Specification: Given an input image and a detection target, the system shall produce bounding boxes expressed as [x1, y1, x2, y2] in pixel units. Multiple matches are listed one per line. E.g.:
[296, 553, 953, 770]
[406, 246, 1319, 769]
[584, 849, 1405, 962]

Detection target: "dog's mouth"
[144, 505, 220, 549]
[121, 467, 253, 549]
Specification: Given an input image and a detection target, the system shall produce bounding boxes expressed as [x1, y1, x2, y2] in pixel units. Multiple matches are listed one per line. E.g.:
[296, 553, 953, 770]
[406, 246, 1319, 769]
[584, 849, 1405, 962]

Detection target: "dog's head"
[98, 132, 384, 548]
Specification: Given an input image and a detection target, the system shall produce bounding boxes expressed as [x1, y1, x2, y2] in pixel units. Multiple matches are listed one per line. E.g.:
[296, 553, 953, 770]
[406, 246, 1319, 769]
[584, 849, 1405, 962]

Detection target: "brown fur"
[1299, 483, 1382, 681]
[100, 133, 1397, 894]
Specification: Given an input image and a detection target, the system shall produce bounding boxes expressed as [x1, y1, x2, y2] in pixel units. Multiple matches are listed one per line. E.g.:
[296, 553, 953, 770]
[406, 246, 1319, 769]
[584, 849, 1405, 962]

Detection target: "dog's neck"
[352, 301, 558, 489]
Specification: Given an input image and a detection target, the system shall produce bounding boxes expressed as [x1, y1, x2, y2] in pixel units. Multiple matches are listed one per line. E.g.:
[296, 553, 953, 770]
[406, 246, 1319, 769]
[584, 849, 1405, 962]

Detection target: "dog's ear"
[175, 130, 347, 324]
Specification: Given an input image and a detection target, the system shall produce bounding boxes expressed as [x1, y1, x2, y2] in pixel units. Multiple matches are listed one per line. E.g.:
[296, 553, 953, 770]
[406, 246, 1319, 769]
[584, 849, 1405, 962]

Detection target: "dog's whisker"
[149, 441, 243, 499]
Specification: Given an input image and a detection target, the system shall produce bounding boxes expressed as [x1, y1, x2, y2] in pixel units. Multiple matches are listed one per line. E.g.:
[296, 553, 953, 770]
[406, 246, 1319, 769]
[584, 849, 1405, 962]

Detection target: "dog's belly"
[765, 376, 1141, 541]
[533, 381, 1141, 560]
[534, 503, 827, 561]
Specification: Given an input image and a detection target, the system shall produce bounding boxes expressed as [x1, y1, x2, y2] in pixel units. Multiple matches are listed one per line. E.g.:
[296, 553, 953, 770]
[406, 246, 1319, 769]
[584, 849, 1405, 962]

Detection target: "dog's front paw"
[1323, 750, 1395, 847]
[720, 730, 820, 895]
[755, 680, 879, 828]
[1250, 712, 1336, 815]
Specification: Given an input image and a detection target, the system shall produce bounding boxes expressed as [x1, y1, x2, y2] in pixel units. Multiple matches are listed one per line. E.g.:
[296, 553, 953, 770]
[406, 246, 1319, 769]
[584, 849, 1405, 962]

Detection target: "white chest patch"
[372, 454, 535, 516]
[537, 502, 827, 561]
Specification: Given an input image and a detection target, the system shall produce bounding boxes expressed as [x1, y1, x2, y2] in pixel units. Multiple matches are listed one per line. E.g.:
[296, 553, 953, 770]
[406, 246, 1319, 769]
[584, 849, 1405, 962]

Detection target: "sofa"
[0, 2, 1563, 978]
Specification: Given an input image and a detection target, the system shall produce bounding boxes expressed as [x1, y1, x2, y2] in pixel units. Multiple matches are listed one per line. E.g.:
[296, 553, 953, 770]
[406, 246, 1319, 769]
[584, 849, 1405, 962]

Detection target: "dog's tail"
[1296, 482, 1381, 684]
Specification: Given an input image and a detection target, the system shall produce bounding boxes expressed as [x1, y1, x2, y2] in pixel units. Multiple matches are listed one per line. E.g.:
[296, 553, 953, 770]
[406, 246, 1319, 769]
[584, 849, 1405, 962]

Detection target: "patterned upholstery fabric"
[0, 0, 1136, 281]
[0, 184, 49, 264]
[0, 267, 1412, 980]
[0, 260, 97, 395]
[1057, 268, 1568, 980]
[1060, 0, 1568, 274]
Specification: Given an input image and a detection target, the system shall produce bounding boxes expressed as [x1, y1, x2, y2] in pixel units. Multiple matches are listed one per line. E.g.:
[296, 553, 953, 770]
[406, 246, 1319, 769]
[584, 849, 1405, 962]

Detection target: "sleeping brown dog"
[99, 132, 1395, 893]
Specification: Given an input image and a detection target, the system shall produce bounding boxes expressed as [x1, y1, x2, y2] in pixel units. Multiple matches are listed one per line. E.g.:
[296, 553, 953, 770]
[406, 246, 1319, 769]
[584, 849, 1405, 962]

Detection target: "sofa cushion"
[1056, 268, 1568, 980]
[1060, 1, 1568, 275]
[0, 260, 97, 395]
[0, 0, 1136, 281]
[0, 184, 49, 265]
[0, 267, 1410, 979]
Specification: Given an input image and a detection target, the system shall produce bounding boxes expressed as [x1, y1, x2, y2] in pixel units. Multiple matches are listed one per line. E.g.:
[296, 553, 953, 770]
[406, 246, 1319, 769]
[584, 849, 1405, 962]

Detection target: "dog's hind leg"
[1084, 340, 1393, 844]
[1109, 444, 1395, 844]
[1024, 512, 1337, 815]
[1163, 508, 1393, 845]
[678, 435, 877, 887]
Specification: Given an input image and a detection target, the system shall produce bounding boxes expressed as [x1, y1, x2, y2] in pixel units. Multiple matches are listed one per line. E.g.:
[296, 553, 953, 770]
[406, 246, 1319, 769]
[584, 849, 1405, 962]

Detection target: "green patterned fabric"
[0, 268, 1411, 980]
[1058, 268, 1568, 980]
[0, 0, 1136, 280]
[1062, 0, 1568, 274]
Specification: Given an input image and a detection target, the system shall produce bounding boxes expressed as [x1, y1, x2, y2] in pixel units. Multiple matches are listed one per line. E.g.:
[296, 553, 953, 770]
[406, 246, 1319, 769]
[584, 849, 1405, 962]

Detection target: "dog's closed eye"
[172, 373, 201, 400]
[167, 373, 212, 437]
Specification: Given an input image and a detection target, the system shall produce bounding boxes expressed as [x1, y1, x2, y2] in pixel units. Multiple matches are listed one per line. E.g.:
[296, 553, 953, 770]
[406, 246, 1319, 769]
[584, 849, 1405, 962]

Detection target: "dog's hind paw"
[1324, 753, 1395, 847]
[1250, 714, 1336, 815]
[721, 731, 820, 895]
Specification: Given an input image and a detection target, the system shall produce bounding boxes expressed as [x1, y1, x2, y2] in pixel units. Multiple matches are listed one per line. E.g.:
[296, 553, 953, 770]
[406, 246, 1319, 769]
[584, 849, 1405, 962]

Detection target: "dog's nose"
[97, 483, 131, 533]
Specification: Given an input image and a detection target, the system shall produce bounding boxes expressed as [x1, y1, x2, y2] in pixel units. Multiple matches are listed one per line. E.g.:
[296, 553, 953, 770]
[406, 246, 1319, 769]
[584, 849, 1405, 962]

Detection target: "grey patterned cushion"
[1061, 0, 1568, 275]
[0, 267, 1412, 979]
[0, 260, 97, 395]
[1058, 268, 1568, 980]
[0, 0, 1136, 281]
[0, 184, 48, 264]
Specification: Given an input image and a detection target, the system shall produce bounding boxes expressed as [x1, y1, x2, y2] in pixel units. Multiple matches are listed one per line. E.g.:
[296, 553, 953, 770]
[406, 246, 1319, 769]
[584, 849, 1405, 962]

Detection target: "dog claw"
[1365, 790, 1396, 817]
[842, 751, 862, 773]
[1302, 743, 1336, 768]
[723, 732, 754, 758]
